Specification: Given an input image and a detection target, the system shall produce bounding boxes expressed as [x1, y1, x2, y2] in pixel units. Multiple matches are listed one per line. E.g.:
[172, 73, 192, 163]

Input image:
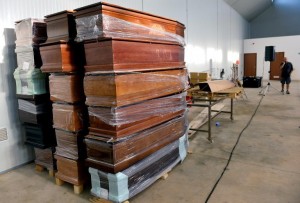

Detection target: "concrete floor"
[0, 81, 299, 203]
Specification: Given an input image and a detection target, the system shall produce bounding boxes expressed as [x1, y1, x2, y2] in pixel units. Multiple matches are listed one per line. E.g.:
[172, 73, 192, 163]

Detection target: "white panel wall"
[0, 0, 249, 172]
[244, 36, 300, 80]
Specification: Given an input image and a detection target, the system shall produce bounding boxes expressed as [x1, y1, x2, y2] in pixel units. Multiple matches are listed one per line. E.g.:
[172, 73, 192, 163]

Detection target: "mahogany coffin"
[74, 2, 185, 43]
[55, 154, 88, 186]
[88, 92, 187, 139]
[83, 38, 184, 73]
[52, 103, 87, 132]
[18, 99, 52, 125]
[40, 42, 85, 73]
[24, 123, 55, 149]
[49, 74, 85, 104]
[55, 129, 86, 160]
[89, 134, 188, 202]
[34, 147, 56, 170]
[44, 10, 77, 43]
[84, 68, 188, 107]
[85, 115, 187, 173]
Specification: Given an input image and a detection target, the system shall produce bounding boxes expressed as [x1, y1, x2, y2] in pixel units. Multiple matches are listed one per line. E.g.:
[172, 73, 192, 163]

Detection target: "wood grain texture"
[54, 154, 88, 186]
[55, 129, 86, 160]
[40, 42, 84, 73]
[52, 103, 87, 132]
[85, 115, 187, 173]
[44, 10, 77, 43]
[49, 74, 85, 103]
[84, 68, 188, 107]
[88, 93, 186, 139]
[83, 39, 184, 72]
[74, 2, 185, 40]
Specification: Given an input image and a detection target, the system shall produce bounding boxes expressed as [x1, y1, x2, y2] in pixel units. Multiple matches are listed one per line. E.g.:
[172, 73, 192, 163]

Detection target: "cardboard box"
[190, 72, 210, 84]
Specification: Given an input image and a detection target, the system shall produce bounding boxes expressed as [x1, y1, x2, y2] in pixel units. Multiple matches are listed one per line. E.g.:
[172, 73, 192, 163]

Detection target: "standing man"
[280, 57, 293, 94]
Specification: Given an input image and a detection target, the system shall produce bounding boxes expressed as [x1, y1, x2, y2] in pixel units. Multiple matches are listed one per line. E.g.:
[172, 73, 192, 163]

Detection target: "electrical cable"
[204, 94, 265, 203]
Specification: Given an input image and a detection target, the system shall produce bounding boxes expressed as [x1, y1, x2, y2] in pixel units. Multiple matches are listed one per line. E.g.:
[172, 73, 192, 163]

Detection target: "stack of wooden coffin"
[39, 10, 88, 193]
[13, 18, 56, 173]
[73, 2, 189, 201]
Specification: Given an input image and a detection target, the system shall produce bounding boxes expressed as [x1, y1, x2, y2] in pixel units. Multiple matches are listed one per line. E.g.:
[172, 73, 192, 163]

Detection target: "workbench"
[187, 86, 243, 142]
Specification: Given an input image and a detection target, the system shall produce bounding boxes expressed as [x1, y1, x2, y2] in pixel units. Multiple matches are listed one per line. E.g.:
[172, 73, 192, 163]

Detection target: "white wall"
[244, 35, 300, 80]
[0, 0, 248, 172]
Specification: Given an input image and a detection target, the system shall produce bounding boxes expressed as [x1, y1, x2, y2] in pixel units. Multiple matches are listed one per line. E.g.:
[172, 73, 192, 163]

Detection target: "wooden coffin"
[44, 10, 77, 43]
[83, 38, 184, 73]
[85, 115, 187, 173]
[15, 18, 47, 46]
[34, 147, 56, 170]
[88, 92, 186, 139]
[18, 99, 52, 125]
[15, 45, 42, 69]
[84, 68, 188, 107]
[49, 74, 85, 103]
[55, 154, 88, 186]
[24, 123, 56, 149]
[74, 2, 185, 43]
[52, 103, 87, 132]
[55, 129, 86, 160]
[89, 134, 188, 202]
[40, 41, 85, 73]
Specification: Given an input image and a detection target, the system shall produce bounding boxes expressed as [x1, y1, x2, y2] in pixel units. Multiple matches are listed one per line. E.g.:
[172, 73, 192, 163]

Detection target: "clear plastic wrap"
[13, 67, 47, 95]
[89, 132, 188, 202]
[49, 74, 85, 103]
[18, 99, 48, 114]
[34, 147, 56, 170]
[85, 114, 188, 173]
[88, 92, 187, 139]
[75, 14, 185, 46]
[52, 103, 87, 132]
[89, 92, 186, 126]
[84, 68, 189, 107]
[54, 129, 86, 160]
[15, 45, 42, 69]
[15, 18, 47, 46]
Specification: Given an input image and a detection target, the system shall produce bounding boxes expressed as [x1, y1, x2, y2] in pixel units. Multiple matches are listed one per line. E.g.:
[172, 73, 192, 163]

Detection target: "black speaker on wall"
[265, 46, 275, 61]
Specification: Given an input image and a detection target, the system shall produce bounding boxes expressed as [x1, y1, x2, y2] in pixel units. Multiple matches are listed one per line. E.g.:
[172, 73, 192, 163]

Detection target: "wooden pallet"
[55, 177, 84, 195]
[35, 164, 55, 177]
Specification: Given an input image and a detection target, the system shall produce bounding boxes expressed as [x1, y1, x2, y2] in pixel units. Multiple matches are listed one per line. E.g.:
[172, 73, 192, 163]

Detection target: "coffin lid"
[73, 2, 185, 28]
[45, 10, 75, 18]
[83, 37, 183, 46]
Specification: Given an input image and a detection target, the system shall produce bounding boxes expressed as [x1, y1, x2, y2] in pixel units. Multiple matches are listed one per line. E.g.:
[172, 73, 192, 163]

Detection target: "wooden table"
[187, 86, 243, 142]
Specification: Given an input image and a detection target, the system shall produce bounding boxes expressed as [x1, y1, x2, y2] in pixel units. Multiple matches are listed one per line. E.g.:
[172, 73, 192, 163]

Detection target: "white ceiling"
[224, 0, 273, 21]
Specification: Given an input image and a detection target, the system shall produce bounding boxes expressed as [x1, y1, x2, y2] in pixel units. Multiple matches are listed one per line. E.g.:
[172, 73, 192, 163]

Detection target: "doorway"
[244, 53, 257, 76]
[270, 52, 284, 80]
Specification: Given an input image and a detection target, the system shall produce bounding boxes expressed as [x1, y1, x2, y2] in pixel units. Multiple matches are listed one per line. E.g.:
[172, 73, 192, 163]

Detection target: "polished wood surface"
[53, 103, 87, 132]
[44, 10, 76, 43]
[40, 42, 84, 73]
[83, 38, 184, 72]
[85, 115, 186, 173]
[49, 74, 85, 103]
[55, 129, 86, 160]
[55, 155, 88, 186]
[74, 2, 185, 40]
[88, 93, 186, 139]
[84, 68, 188, 107]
